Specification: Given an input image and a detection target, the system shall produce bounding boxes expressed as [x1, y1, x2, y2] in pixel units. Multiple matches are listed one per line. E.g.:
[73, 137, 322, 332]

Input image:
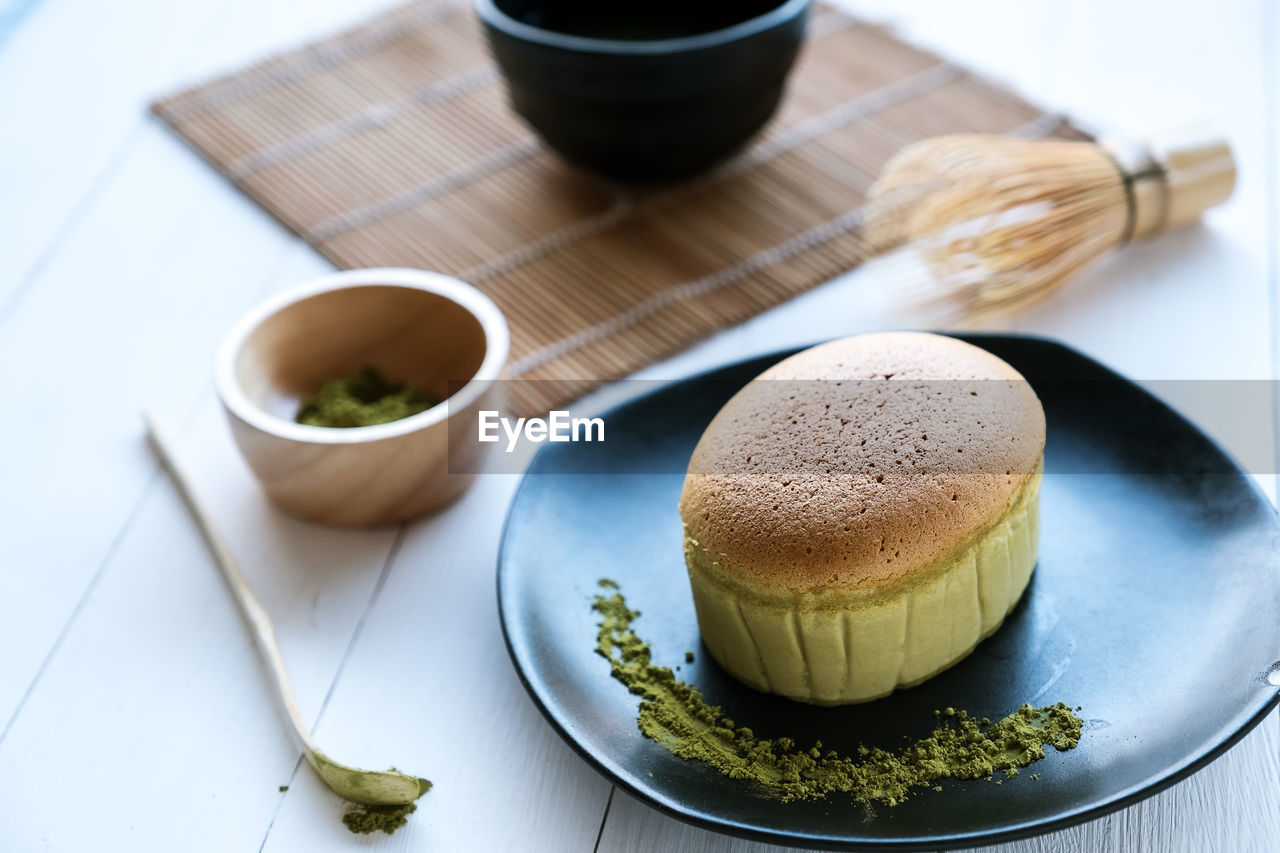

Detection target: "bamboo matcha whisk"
[863, 124, 1236, 315]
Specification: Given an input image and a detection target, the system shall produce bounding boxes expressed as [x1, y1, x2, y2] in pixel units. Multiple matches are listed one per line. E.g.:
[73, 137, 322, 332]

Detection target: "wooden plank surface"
[0, 0, 405, 736]
[0, 0, 1276, 850]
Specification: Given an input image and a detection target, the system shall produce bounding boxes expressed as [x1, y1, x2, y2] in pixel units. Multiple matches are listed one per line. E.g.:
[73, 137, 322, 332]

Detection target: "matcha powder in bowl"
[592, 580, 1083, 809]
[296, 367, 440, 428]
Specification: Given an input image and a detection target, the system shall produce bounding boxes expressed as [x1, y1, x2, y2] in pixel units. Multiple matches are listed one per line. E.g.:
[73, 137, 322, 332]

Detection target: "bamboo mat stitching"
[153, 0, 1087, 413]
[308, 137, 543, 241]
[154, 4, 985, 267]
[226, 65, 498, 178]
[298, 10, 890, 243]
[453, 61, 964, 284]
[505, 112, 1065, 376]
[216, 4, 856, 183]
[507, 206, 870, 375]
[163, 0, 464, 122]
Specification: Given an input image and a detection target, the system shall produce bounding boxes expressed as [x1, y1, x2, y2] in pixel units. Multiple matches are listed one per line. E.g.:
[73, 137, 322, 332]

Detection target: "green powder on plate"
[592, 580, 1082, 807]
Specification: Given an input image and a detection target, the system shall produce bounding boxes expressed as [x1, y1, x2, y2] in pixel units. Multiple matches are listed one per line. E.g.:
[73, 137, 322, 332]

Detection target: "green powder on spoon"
[342, 801, 420, 835]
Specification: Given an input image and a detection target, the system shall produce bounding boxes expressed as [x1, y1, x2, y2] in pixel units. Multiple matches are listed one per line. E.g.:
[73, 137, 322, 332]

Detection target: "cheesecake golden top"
[679, 332, 1045, 593]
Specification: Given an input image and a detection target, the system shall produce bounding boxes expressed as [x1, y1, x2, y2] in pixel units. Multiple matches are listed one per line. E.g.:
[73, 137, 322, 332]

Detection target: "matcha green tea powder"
[342, 802, 419, 835]
[297, 367, 439, 428]
[592, 580, 1083, 807]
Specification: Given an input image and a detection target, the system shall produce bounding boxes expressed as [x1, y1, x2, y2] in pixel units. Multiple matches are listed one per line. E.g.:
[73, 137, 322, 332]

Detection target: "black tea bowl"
[475, 0, 811, 182]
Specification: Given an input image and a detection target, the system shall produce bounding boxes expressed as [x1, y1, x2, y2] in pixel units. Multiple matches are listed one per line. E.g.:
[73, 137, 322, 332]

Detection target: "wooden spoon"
[143, 413, 431, 806]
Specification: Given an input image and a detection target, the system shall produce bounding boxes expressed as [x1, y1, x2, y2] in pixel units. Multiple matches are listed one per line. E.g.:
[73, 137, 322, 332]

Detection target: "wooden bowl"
[215, 268, 509, 526]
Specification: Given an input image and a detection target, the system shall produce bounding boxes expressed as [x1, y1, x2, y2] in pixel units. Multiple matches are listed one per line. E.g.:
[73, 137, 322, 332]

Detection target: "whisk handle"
[1104, 123, 1235, 239]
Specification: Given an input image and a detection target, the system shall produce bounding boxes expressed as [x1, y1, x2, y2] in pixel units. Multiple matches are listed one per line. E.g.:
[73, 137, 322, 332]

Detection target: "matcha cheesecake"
[679, 332, 1045, 705]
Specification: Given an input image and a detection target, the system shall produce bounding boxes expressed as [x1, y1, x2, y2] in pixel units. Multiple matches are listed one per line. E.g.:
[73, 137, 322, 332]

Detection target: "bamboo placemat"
[154, 0, 1088, 415]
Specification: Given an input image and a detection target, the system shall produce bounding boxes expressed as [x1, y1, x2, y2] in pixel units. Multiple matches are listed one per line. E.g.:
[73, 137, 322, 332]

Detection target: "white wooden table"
[2, 0, 1277, 850]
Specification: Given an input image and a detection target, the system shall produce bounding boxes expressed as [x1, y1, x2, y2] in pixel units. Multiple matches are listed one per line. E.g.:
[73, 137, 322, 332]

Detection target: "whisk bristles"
[864, 135, 1131, 316]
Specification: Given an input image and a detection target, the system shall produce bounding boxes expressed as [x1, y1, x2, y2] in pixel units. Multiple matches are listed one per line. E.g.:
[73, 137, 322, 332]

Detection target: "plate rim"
[496, 333, 1280, 850]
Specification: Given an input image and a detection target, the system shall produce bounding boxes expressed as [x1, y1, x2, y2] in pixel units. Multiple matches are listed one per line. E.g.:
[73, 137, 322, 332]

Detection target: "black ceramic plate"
[497, 335, 1280, 850]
